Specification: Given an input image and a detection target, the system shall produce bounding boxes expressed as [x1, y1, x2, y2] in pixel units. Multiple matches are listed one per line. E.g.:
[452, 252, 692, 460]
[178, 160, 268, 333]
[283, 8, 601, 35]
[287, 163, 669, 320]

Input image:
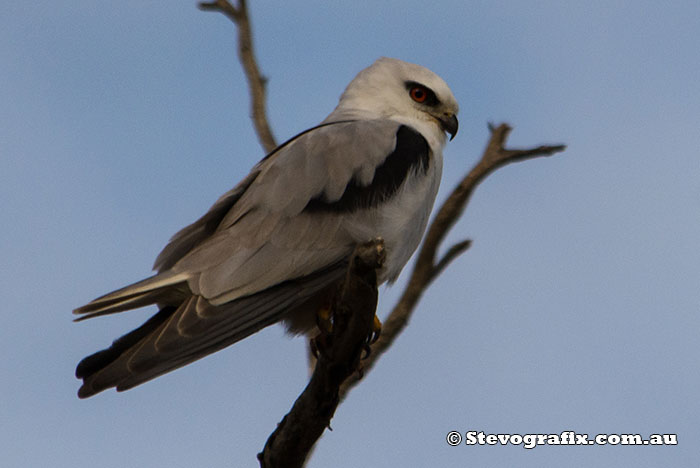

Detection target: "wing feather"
[169, 119, 401, 304]
[153, 171, 261, 272]
[77, 262, 346, 397]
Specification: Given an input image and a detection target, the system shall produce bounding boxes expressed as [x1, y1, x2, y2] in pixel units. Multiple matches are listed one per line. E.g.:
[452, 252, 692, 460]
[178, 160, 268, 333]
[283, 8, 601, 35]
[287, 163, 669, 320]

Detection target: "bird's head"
[336, 57, 459, 141]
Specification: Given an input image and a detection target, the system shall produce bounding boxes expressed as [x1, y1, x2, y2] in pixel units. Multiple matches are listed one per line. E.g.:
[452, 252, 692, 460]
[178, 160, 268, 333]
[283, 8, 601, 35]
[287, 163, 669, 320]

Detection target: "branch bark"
[198, 0, 277, 153]
[258, 239, 385, 468]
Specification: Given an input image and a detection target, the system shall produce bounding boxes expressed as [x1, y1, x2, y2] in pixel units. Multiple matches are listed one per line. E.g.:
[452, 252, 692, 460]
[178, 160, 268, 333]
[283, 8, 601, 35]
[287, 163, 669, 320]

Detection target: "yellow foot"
[370, 314, 382, 344]
[316, 305, 333, 334]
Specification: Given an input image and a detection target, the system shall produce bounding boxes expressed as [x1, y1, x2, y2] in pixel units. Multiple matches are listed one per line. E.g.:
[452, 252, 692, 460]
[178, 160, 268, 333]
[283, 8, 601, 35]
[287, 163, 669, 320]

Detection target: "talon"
[310, 337, 320, 359]
[316, 305, 333, 334]
[311, 332, 331, 359]
[370, 314, 382, 344]
[361, 342, 372, 360]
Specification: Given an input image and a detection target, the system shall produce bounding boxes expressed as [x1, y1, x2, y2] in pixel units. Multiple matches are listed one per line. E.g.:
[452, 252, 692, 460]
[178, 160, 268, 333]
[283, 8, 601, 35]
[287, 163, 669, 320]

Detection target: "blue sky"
[2, 1, 698, 467]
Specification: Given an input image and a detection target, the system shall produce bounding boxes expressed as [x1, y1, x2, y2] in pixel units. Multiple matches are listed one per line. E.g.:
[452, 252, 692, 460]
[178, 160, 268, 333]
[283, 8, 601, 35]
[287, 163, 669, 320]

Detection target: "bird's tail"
[72, 271, 189, 321]
[74, 261, 349, 398]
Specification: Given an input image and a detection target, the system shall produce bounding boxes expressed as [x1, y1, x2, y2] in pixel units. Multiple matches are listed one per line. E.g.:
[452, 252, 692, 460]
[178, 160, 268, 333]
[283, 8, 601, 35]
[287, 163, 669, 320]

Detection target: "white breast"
[344, 148, 443, 283]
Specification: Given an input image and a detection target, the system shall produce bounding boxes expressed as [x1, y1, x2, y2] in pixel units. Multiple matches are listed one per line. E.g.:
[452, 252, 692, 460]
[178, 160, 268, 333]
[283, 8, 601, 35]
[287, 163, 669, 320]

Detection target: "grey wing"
[165, 118, 401, 303]
[75, 119, 402, 396]
[75, 119, 400, 317]
[153, 170, 261, 272]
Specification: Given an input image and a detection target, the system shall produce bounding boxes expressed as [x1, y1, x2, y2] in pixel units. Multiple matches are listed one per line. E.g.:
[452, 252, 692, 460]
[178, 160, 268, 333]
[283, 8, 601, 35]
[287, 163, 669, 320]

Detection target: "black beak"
[439, 113, 459, 141]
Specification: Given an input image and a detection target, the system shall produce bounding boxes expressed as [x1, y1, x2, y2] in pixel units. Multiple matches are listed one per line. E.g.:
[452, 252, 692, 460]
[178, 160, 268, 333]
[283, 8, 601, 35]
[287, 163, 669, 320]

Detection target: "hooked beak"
[439, 113, 459, 141]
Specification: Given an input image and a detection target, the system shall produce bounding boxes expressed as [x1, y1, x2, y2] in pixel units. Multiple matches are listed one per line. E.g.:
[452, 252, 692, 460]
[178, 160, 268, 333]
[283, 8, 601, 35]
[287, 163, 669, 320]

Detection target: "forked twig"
[198, 0, 277, 153]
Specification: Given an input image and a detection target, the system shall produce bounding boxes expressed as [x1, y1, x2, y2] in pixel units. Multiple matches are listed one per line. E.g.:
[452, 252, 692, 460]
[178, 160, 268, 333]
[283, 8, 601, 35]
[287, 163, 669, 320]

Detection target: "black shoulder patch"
[304, 125, 430, 213]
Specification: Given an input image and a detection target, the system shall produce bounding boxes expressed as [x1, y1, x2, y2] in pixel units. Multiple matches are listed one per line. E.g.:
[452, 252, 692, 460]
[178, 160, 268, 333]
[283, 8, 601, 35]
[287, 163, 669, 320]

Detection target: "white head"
[333, 57, 459, 141]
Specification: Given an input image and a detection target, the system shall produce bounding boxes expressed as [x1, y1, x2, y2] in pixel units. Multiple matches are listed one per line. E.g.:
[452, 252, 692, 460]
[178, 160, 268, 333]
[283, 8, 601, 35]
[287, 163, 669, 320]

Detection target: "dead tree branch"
[339, 124, 566, 398]
[258, 239, 385, 468]
[198, 0, 277, 153]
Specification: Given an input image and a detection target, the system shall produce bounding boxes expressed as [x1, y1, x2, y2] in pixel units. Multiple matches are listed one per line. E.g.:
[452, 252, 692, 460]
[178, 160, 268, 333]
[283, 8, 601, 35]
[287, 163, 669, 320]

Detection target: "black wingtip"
[77, 385, 96, 399]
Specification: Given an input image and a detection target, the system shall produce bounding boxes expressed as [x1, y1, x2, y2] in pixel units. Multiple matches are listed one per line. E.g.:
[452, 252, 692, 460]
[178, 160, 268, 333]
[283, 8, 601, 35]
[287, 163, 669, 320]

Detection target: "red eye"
[410, 86, 427, 103]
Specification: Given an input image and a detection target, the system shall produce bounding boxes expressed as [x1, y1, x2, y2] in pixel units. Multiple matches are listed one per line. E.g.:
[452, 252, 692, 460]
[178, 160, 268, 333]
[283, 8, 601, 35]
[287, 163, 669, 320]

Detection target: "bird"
[74, 57, 459, 398]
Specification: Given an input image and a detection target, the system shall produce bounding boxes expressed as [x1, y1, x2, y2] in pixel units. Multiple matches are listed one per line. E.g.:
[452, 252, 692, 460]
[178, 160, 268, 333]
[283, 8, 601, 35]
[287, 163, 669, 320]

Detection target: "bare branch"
[339, 124, 566, 398]
[198, 0, 241, 20]
[433, 239, 472, 279]
[199, 0, 277, 153]
[258, 239, 385, 468]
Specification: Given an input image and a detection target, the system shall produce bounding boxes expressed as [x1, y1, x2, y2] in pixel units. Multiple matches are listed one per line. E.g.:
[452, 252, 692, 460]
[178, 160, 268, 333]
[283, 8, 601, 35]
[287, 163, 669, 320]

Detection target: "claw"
[311, 332, 332, 359]
[316, 305, 333, 334]
[309, 337, 320, 359]
[361, 342, 372, 360]
[370, 314, 382, 344]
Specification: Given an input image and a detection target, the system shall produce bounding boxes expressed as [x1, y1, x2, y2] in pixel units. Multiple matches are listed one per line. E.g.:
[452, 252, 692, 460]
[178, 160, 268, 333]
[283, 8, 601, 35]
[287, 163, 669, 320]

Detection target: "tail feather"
[73, 271, 189, 320]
